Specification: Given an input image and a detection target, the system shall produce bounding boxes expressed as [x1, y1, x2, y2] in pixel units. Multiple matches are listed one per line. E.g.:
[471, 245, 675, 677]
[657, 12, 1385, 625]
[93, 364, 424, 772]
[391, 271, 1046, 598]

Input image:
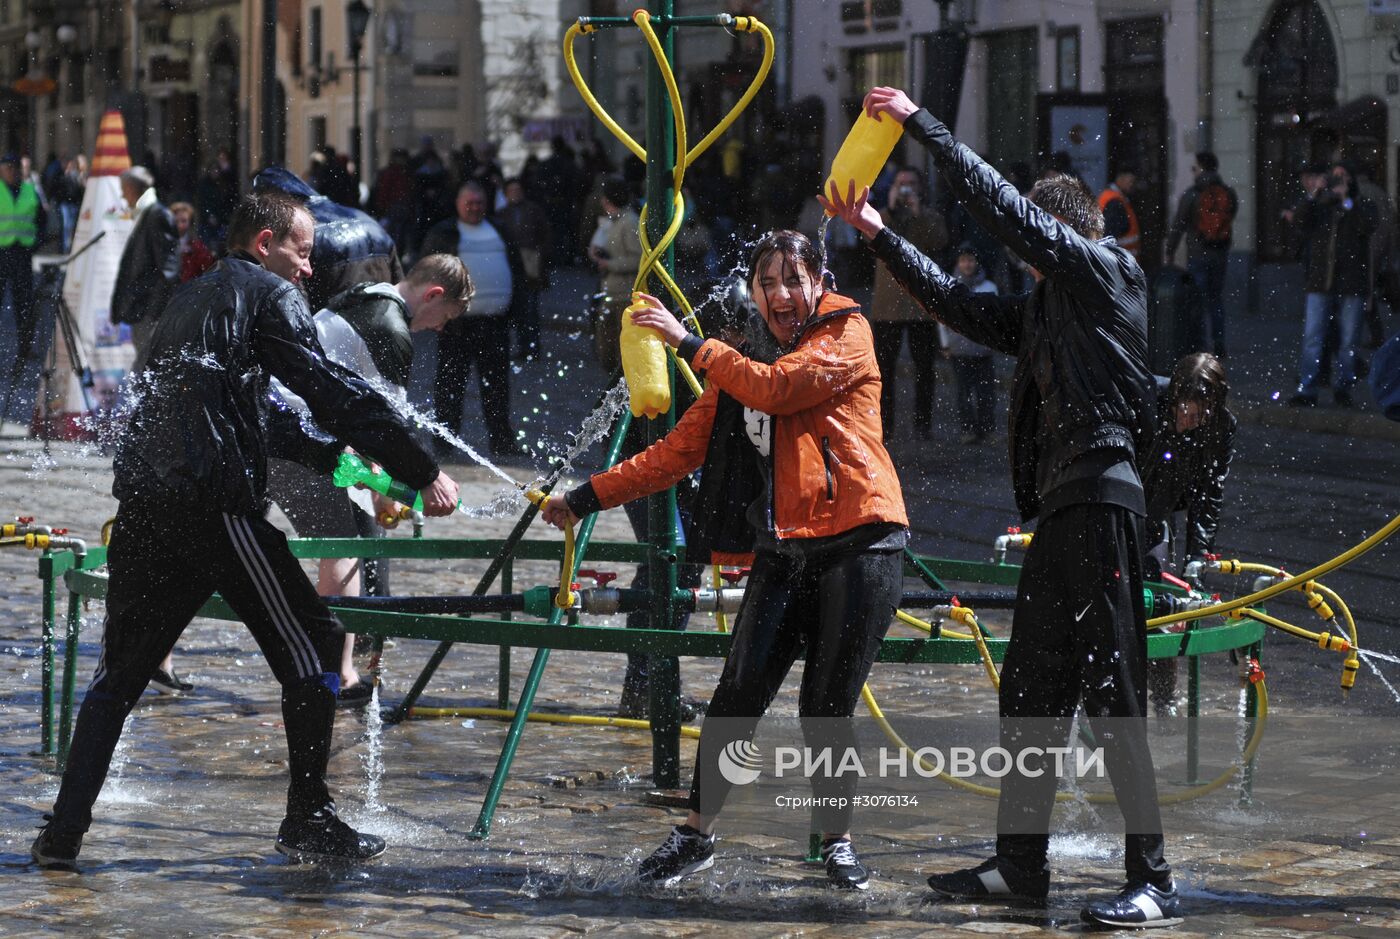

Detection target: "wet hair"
[226, 192, 312, 251]
[747, 230, 823, 345]
[1168, 352, 1229, 428]
[1195, 151, 1219, 173]
[748, 229, 822, 285]
[405, 253, 474, 307]
[1028, 173, 1103, 239]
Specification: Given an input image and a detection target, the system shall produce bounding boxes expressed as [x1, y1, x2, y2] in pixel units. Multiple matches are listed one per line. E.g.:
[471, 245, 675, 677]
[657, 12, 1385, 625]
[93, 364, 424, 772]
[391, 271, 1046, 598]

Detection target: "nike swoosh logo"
[1074, 602, 1092, 622]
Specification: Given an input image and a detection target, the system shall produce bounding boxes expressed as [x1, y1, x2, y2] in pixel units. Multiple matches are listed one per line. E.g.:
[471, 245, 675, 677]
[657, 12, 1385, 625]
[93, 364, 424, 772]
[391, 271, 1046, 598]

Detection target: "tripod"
[1, 232, 104, 437]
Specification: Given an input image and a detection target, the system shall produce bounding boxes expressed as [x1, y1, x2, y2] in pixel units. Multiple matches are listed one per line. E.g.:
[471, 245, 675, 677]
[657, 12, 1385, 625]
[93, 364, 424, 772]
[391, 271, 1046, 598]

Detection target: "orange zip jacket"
[587, 291, 908, 541]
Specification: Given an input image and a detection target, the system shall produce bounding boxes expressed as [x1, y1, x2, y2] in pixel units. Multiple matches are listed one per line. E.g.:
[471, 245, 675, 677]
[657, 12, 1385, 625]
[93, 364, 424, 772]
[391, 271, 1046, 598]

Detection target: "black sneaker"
[926, 856, 1049, 902]
[337, 682, 374, 709]
[821, 837, 870, 890]
[1080, 879, 1184, 929]
[276, 803, 386, 862]
[637, 824, 715, 887]
[1334, 389, 1354, 409]
[32, 816, 82, 872]
[1287, 394, 1317, 408]
[149, 667, 194, 695]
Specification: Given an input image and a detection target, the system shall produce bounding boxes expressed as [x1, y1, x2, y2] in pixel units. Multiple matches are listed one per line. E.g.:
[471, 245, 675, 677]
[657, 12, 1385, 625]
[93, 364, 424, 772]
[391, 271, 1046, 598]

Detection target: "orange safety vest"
[1097, 185, 1140, 258]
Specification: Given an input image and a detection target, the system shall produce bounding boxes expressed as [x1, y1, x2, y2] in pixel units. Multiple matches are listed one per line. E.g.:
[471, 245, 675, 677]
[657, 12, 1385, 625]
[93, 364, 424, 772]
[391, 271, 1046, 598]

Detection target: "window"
[309, 115, 327, 152]
[1055, 26, 1079, 92]
[309, 7, 323, 72]
[983, 29, 1037, 172]
[846, 45, 905, 100]
[1104, 17, 1163, 96]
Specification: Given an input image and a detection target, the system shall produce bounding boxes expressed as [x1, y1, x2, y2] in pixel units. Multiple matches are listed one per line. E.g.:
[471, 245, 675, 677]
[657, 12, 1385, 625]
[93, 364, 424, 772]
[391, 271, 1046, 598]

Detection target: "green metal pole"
[39, 556, 56, 757]
[385, 489, 551, 724]
[1241, 639, 1262, 804]
[644, 0, 683, 791]
[1185, 652, 1200, 784]
[469, 408, 634, 840]
[57, 589, 82, 768]
[498, 557, 513, 710]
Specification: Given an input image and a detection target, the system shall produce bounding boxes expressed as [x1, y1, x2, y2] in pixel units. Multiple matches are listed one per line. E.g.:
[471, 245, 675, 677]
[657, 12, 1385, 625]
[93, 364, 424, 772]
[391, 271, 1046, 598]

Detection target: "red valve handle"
[719, 566, 751, 585]
[576, 568, 618, 587]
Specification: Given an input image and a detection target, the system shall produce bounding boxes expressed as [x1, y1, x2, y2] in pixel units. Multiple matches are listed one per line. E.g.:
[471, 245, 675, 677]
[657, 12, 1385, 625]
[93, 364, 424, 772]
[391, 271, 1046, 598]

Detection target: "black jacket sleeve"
[867, 226, 1024, 355]
[263, 390, 344, 473]
[1183, 413, 1235, 560]
[253, 284, 440, 490]
[903, 109, 1123, 309]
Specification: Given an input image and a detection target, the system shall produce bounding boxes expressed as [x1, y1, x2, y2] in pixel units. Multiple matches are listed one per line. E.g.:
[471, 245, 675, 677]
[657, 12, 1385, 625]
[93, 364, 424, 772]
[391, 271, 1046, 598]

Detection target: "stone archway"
[1246, 0, 1339, 261]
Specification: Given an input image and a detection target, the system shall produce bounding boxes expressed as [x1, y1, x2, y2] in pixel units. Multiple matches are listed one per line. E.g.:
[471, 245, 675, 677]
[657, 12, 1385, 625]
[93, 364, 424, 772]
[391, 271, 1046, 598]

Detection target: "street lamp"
[346, 0, 371, 178]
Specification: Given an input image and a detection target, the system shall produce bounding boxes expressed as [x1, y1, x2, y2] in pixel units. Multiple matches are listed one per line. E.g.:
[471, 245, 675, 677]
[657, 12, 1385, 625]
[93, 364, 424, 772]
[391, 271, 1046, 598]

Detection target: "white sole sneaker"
[657, 855, 714, 888]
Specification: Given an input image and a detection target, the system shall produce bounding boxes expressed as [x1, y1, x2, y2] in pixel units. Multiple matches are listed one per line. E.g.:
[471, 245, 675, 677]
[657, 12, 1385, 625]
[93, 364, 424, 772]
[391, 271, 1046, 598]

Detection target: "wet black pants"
[50, 500, 344, 833]
[688, 547, 902, 832]
[995, 503, 1173, 888]
[434, 315, 514, 451]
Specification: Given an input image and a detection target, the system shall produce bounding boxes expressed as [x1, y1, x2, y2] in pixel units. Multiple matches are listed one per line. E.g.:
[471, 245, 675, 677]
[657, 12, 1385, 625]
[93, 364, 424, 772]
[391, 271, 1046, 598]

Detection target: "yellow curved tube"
[523, 488, 576, 609]
[408, 705, 701, 739]
[1148, 513, 1400, 628]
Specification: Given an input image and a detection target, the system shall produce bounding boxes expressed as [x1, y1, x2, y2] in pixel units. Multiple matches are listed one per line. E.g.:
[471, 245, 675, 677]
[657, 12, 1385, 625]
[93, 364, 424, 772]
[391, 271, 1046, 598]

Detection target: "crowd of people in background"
[7, 124, 1398, 458]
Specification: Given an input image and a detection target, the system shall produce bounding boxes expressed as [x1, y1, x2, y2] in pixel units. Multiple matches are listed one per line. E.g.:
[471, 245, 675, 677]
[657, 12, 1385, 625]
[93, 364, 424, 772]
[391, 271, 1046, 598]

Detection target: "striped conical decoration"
[89, 110, 132, 176]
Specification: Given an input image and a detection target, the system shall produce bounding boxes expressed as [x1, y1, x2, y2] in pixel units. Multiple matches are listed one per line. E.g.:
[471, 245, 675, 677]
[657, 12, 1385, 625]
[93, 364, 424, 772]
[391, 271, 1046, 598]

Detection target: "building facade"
[1211, 0, 1400, 265]
[787, 0, 1202, 273]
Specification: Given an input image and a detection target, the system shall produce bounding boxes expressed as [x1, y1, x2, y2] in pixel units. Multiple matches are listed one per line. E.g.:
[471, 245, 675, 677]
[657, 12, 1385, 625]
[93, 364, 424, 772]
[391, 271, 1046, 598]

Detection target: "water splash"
[361, 683, 386, 814]
[535, 379, 630, 490]
[1358, 651, 1400, 705]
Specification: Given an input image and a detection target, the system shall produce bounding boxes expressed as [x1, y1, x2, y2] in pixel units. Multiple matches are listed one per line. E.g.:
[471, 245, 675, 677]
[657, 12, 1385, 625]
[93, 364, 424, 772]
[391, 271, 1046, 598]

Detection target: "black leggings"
[50, 500, 344, 833]
[688, 546, 902, 832]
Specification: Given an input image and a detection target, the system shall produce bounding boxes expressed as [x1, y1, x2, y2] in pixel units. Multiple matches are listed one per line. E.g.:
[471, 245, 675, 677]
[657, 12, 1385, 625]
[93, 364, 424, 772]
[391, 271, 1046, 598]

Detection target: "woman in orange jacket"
[543, 230, 908, 891]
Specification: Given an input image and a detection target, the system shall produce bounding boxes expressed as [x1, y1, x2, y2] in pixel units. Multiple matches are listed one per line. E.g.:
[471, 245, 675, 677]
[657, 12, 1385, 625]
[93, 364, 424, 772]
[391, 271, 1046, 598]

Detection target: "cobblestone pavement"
[3, 270, 1400, 935]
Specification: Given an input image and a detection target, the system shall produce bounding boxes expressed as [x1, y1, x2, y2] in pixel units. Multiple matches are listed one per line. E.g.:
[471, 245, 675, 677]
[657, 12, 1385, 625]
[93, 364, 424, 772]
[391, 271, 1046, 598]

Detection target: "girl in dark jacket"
[1142, 353, 1234, 716]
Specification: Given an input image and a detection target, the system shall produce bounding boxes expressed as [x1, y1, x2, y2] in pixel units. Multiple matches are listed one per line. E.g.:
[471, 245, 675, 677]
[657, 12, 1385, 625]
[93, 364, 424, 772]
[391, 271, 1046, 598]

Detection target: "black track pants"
[688, 547, 902, 832]
[995, 503, 1172, 887]
[50, 500, 345, 833]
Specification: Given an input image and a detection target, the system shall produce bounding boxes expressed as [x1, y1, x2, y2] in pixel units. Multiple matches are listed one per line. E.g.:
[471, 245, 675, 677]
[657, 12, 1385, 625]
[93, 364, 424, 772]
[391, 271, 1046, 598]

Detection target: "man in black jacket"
[821, 86, 1178, 929]
[110, 167, 181, 368]
[1289, 163, 1378, 408]
[32, 192, 460, 872]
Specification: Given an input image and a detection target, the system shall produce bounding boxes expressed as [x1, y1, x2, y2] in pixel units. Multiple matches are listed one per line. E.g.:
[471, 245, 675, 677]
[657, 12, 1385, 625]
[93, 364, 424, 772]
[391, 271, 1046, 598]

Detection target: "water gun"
[333, 453, 426, 511]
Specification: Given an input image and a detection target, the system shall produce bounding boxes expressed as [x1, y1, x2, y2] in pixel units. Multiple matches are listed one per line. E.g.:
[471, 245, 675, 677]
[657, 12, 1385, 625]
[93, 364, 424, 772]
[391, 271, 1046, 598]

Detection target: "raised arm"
[867, 227, 1023, 355]
[856, 87, 1122, 295]
[819, 163, 1022, 354]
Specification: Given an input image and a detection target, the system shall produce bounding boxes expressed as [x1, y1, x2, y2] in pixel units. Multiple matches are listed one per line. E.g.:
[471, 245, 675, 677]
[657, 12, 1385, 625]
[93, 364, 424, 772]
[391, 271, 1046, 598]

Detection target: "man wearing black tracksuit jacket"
[31, 192, 460, 872]
[820, 86, 1179, 929]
